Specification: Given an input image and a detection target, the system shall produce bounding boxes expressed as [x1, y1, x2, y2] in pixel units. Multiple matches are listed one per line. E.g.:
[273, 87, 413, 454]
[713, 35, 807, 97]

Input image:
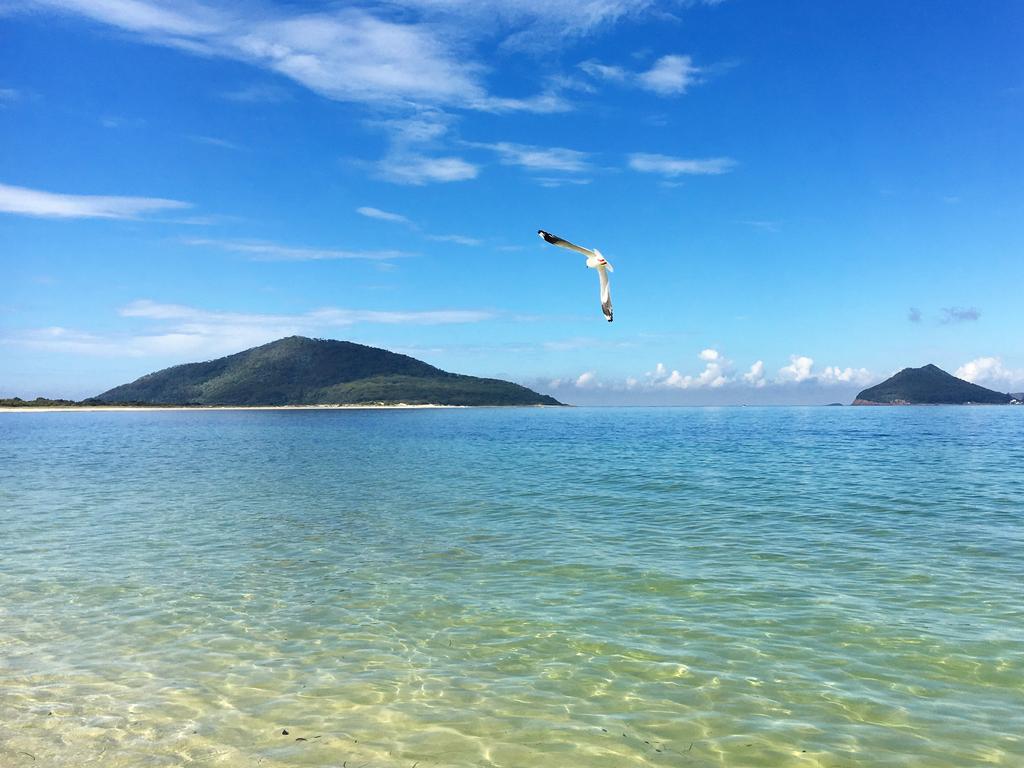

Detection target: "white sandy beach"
[0, 404, 468, 413]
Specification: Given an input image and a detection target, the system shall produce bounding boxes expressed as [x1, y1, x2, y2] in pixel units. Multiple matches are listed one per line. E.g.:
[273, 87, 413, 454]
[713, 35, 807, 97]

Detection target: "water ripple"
[1, 407, 1022, 767]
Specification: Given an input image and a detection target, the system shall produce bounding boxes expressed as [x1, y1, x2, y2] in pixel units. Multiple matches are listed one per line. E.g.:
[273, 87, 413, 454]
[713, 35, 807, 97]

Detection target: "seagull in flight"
[537, 230, 614, 322]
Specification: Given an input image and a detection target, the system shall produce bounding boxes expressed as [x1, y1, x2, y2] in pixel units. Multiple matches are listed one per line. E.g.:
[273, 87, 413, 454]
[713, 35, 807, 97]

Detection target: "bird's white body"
[537, 230, 614, 322]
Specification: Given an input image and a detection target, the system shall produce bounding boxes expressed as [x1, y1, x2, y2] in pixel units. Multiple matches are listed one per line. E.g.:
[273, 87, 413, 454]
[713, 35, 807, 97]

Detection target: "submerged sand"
[0, 404, 468, 413]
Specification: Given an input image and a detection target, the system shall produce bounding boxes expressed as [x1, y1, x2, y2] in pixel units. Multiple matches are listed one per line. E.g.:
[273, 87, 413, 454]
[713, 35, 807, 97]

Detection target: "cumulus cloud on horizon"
[550, 349, 877, 394]
[955, 356, 1024, 389]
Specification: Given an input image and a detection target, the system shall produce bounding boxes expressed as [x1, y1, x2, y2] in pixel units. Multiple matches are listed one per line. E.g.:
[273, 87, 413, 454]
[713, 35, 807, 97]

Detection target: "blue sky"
[1, 0, 1022, 404]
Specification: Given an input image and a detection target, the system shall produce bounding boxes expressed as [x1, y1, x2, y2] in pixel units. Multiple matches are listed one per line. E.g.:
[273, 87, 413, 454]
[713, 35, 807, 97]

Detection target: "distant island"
[853, 364, 1017, 405]
[4, 337, 562, 408]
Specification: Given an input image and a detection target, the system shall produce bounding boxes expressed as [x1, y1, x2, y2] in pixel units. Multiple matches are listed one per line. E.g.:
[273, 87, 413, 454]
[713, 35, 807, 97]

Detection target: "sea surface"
[1, 407, 1022, 767]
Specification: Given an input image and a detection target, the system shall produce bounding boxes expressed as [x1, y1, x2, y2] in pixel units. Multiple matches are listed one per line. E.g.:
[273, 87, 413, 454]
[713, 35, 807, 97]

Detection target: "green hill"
[95, 336, 562, 406]
[853, 364, 1011, 405]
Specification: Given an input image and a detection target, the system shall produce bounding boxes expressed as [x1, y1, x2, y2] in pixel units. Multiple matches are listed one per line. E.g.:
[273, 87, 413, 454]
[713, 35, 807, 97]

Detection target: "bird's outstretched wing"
[597, 265, 613, 322]
[537, 229, 596, 258]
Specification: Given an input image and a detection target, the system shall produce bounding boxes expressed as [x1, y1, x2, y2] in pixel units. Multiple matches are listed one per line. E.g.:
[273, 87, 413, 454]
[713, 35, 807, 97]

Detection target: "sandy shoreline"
[0, 404, 471, 413]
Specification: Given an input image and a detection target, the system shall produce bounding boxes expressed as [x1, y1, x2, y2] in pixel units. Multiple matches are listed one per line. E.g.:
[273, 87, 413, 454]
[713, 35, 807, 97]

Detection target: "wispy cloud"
[941, 306, 980, 323]
[221, 83, 292, 103]
[0, 181, 189, 219]
[741, 220, 780, 233]
[0, 88, 21, 105]
[628, 153, 736, 177]
[184, 237, 410, 262]
[427, 234, 482, 246]
[365, 111, 480, 186]
[356, 205, 482, 246]
[472, 141, 592, 173]
[22, 1, 561, 113]
[581, 53, 702, 95]
[122, 299, 493, 326]
[472, 91, 571, 114]
[637, 54, 701, 94]
[542, 336, 636, 353]
[356, 206, 411, 225]
[187, 135, 244, 151]
[100, 115, 146, 129]
[376, 154, 480, 185]
[400, 0, 677, 38]
[4, 300, 495, 363]
[908, 307, 922, 323]
[579, 61, 628, 82]
[536, 177, 592, 188]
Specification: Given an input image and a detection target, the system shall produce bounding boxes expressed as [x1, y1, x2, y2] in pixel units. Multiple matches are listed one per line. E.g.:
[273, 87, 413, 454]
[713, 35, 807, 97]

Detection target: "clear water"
[1, 407, 1022, 767]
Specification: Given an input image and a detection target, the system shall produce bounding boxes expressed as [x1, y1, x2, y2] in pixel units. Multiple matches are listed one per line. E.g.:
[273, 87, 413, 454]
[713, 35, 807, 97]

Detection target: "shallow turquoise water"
[1, 407, 1022, 767]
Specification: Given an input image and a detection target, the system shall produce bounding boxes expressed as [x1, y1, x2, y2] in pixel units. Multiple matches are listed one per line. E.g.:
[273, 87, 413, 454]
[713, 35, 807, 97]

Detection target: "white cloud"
[699, 348, 720, 362]
[819, 366, 873, 385]
[0, 88, 20, 104]
[778, 355, 814, 383]
[0, 181, 189, 219]
[357, 206, 411, 225]
[637, 54, 700, 95]
[648, 348, 731, 389]
[184, 237, 410, 262]
[743, 360, 766, 388]
[777, 356, 873, 386]
[628, 153, 736, 177]
[542, 348, 877, 403]
[473, 142, 592, 173]
[955, 357, 1022, 388]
